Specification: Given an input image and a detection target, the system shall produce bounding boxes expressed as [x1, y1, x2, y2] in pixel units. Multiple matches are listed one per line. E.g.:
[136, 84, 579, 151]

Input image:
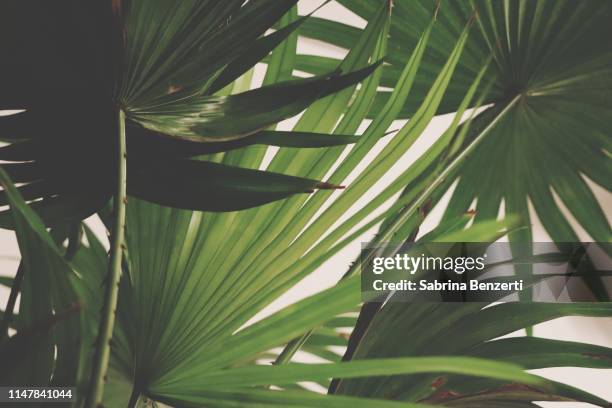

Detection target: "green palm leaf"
[0, 169, 87, 389]
[299, 0, 612, 244]
[333, 301, 612, 407]
[70, 3, 507, 405]
[2, 1, 609, 407]
[0, 1, 376, 225]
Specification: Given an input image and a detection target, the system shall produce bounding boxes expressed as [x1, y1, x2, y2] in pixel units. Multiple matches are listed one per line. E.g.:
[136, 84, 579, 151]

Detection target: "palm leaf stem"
[85, 109, 128, 408]
[128, 385, 141, 408]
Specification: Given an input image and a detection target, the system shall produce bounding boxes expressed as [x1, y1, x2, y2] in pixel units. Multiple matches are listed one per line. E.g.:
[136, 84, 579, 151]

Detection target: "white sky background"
[0, 1, 611, 406]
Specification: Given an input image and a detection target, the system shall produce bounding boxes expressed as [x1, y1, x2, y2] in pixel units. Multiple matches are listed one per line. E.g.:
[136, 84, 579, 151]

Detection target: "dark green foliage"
[0, 1, 375, 226]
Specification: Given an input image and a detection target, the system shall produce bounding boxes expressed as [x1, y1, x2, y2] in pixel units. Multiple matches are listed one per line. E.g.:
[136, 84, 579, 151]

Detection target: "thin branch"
[84, 108, 128, 408]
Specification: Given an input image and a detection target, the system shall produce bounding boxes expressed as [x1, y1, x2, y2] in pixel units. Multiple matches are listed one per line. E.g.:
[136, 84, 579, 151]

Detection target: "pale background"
[0, 1, 610, 406]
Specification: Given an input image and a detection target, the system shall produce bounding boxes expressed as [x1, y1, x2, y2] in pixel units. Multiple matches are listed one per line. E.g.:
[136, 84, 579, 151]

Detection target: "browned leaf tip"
[431, 376, 447, 389]
[316, 182, 345, 190]
[168, 84, 183, 94]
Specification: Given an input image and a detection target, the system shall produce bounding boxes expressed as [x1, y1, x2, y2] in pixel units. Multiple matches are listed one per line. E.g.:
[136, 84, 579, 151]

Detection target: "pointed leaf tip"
[434, 0, 441, 20]
[316, 182, 345, 190]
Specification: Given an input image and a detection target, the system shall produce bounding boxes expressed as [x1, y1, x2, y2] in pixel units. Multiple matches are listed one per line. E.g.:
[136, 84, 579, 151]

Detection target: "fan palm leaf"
[0, 0, 378, 228]
[297, 0, 612, 244]
[273, 1, 612, 406]
[2, 1, 610, 407]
